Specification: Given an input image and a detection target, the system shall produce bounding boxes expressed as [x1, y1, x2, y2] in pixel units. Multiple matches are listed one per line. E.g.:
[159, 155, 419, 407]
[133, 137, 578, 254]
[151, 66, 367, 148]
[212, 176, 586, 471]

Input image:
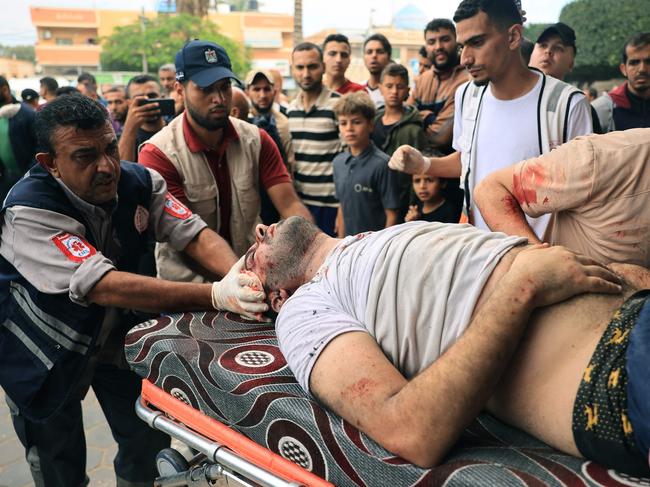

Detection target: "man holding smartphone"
[118, 74, 167, 162]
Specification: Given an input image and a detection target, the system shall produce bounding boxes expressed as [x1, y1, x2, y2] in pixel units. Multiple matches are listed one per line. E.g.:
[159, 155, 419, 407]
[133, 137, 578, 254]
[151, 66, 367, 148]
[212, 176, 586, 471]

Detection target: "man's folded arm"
[473, 166, 541, 243]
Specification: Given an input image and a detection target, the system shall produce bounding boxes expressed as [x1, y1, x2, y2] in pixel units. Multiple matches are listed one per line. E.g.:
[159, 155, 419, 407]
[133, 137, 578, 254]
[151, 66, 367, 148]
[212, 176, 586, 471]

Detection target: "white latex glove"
[211, 256, 269, 320]
[388, 145, 431, 175]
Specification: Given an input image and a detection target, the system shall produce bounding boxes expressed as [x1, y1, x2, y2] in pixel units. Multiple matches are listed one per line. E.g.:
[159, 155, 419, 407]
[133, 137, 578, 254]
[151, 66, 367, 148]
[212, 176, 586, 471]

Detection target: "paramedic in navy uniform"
[0, 95, 268, 487]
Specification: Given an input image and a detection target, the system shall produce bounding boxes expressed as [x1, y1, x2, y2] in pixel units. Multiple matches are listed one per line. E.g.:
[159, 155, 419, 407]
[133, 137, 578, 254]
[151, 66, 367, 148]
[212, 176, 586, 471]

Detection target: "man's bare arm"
[88, 271, 212, 312]
[310, 246, 622, 467]
[183, 228, 238, 278]
[384, 209, 399, 228]
[266, 182, 315, 223]
[474, 167, 541, 243]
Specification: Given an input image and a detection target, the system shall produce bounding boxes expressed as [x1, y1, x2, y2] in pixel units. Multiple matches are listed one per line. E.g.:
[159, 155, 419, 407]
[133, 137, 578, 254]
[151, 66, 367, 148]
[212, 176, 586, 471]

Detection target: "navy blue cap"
[175, 40, 239, 88]
[537, 23, 577, 53]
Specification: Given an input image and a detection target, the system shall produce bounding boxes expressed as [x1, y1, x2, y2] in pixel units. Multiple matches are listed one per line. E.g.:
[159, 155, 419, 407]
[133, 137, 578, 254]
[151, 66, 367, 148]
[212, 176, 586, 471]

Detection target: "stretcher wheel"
[156, 447, 190, 476]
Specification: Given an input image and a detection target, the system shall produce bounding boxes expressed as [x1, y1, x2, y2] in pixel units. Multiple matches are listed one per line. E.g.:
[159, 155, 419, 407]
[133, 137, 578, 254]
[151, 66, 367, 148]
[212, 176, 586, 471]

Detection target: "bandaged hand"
[211, 256, 269, 320]
[388, 145, 431, 175]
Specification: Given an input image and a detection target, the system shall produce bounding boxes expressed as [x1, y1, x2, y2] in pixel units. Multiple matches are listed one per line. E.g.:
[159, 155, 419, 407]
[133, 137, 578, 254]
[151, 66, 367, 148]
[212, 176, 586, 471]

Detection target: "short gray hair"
[159, 63, 176, 73]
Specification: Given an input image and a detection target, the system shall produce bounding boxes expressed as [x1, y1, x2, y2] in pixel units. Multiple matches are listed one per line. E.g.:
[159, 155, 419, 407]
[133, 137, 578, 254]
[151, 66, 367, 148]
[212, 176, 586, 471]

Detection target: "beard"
[298, 79, 323, 93]
[432, 49, 459, 71]
[252, 101, 271, 114]
[265, 217, 320, 291]
[186, 99, 228, 131]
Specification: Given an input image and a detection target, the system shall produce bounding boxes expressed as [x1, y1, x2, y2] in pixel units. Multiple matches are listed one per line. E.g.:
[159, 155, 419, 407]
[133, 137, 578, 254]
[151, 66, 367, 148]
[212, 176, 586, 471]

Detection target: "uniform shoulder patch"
[134, 205, 149, 233]
[163, 193, 192, 220]
[52, 233, 97, 263]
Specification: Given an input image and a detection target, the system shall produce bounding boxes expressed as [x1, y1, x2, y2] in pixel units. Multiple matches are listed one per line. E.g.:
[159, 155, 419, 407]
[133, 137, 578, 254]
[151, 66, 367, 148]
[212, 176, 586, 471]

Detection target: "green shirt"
[0, 116, 19, 181]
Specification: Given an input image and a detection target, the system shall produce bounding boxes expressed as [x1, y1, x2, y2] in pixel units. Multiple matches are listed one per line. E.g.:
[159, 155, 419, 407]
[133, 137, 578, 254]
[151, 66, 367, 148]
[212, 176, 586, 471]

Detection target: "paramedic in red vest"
[388, 0, 593, 238]
[140, 40, 312, 283]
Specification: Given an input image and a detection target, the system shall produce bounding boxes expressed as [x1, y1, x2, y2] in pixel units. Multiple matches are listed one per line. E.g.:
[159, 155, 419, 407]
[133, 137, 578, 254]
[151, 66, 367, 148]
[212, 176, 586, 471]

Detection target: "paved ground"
[0, 389, 233, 487]
[0, 388, 120, 487]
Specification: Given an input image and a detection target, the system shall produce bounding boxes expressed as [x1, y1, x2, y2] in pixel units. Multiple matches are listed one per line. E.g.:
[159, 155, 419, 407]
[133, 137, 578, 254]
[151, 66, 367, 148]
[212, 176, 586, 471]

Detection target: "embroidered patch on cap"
[52, 233, 97, 263]
[134, 205, 149, 234]
[205, 48, 218, 63]
[163, 193, 192, 220]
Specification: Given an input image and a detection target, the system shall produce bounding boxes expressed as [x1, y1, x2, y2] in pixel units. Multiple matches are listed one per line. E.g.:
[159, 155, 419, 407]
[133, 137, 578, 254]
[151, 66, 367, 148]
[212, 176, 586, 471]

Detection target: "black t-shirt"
[134, 127, 159, 161]
[415, 200, 460, 224]
[371, 119, 396, 149]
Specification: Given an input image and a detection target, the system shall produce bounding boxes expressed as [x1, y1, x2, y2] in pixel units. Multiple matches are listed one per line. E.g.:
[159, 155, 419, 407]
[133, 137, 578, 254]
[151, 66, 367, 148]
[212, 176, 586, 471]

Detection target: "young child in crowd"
[405, 174, 463, 224]
[372, 63, 427, 155]
[332, 92, 401, 237]
[372, 63, 428, 218]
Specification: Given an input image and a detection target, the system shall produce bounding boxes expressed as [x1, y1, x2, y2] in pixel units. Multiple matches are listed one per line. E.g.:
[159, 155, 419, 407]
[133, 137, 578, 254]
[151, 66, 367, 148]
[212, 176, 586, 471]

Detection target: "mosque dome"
[392, 4, 427, 30]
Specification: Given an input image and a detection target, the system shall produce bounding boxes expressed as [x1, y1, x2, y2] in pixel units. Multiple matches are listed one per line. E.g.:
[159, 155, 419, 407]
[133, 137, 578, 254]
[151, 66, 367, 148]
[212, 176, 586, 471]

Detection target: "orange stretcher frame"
[140, 379, 334, 487]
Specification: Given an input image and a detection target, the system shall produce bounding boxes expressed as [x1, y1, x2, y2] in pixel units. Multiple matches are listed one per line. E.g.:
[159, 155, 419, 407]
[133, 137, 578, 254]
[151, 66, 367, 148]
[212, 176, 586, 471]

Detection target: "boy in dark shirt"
[332, 92, 401, 236]
[372, 63, 427, 155]
[405, 173, 462, 224]
[372, 64, 427, 217]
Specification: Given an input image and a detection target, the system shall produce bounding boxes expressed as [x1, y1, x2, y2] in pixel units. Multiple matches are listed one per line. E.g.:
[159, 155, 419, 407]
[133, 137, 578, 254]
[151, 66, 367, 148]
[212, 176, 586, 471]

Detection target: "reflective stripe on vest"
[9, 282, 92, 353]
[2, 319, 54, 369]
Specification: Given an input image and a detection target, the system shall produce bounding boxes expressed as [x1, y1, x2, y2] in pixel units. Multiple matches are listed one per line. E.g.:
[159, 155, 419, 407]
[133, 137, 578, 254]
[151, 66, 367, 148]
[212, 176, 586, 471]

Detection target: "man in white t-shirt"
[241, 216, 650, 473]
[388, 0, 592, 237]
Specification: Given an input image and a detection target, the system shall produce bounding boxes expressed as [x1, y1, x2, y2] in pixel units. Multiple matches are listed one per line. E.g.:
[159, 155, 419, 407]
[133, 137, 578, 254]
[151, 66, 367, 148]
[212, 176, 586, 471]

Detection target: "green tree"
[100, 13, 250, 75]
[559, 0, 650, 81]
[0, 44, 35, 62]
[523, 23, 550, 43]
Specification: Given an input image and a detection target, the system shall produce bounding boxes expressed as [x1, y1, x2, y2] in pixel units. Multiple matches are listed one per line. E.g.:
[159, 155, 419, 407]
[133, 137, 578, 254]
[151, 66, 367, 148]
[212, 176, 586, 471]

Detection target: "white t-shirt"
[365, 83, 385, 109]
[452, 72, 593, 236]
[276, 222, 526, 393]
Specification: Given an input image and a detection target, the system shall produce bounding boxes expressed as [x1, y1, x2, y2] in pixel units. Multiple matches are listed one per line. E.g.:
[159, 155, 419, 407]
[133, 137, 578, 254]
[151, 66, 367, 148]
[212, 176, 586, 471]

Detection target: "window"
[55, 38, 73, 45]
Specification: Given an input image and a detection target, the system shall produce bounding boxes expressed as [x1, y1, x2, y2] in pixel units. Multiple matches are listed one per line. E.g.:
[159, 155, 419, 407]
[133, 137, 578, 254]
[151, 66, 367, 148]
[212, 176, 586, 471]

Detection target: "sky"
[2, 0, 574, 45]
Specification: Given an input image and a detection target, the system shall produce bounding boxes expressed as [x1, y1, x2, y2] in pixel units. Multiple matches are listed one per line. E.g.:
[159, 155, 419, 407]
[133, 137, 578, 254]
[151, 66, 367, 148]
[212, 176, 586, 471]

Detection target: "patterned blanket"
[125, 311, 649, 486]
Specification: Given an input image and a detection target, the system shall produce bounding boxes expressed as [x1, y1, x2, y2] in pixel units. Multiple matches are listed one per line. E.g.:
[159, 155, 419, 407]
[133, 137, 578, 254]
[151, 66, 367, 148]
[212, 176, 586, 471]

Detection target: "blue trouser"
[306, 204, 338, 237]
[9, 362, 169, 487]
[627, 297, 650, 465]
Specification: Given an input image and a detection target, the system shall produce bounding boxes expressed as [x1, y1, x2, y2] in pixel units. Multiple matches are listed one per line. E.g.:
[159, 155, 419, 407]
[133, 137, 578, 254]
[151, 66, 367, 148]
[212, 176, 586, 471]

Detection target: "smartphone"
[139, 98, 175, 117]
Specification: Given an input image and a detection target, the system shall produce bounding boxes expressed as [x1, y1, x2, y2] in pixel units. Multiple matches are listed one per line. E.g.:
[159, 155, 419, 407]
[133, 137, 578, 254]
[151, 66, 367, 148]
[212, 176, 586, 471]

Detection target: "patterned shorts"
[572, 291, 650, 476]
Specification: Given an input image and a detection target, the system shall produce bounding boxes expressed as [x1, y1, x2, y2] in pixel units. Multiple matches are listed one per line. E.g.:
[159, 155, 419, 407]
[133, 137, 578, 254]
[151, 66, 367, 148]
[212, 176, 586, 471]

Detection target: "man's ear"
[620, 63, 628, 79]
[174, 80, 184, 97]
[508, 24, 524, 51]
[269, 289, 291, 313]
[35, 152, 59, 177]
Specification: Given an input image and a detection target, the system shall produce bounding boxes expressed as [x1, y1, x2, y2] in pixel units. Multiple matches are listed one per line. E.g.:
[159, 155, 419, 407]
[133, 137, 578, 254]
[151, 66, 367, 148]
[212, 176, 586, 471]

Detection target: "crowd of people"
[0, 0, 649, 485]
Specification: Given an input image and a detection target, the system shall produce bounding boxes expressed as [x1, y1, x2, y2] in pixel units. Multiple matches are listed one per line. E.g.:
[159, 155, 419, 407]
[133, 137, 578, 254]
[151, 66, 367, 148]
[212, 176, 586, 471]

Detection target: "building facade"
[29, 6, 293, 77]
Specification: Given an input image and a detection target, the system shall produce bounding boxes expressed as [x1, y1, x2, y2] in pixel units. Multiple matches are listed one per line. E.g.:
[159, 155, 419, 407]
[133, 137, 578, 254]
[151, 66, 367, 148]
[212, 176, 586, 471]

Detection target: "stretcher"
[125, 311, 650, 486]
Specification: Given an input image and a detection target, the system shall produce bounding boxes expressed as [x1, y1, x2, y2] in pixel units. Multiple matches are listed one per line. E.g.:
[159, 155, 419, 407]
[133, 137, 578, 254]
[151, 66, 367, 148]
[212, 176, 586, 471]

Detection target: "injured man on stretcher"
[241, 216, 650, 476]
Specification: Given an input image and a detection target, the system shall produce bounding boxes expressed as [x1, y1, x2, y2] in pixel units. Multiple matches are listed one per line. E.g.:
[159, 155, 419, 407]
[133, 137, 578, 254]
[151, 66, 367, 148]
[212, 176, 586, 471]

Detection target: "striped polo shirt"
[287, 87, 342, 208]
